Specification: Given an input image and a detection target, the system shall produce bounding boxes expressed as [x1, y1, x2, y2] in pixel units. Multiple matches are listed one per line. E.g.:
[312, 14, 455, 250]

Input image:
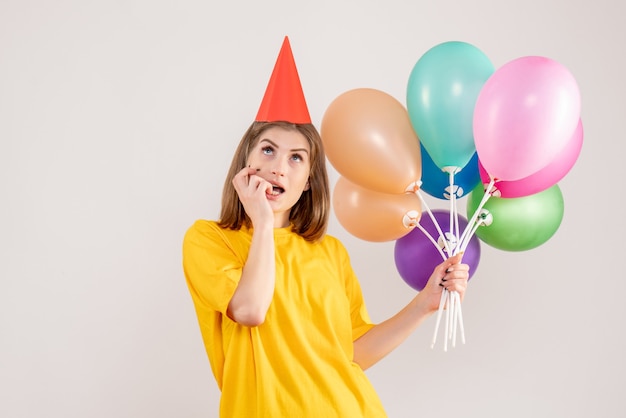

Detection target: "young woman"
[182, 37, 469, 417]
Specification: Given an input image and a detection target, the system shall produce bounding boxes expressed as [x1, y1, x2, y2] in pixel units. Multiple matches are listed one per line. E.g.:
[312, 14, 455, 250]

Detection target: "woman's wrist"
[412, 291, 437, 318]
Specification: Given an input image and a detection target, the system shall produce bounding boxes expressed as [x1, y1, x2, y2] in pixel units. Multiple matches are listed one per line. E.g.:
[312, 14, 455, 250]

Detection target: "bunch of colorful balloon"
[321, 41, 582, 350]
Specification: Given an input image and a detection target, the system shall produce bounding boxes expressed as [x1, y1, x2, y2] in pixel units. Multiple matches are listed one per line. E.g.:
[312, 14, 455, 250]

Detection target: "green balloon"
[466, 183, 564, 251]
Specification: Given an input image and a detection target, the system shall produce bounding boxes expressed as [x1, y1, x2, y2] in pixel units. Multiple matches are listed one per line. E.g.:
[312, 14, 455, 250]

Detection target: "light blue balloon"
[407, 41, 494, 169]
[420, 144, 481, 200]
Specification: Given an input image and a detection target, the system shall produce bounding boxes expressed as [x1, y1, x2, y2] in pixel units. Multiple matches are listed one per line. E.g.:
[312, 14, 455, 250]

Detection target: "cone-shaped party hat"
[255, 36, 311, 124]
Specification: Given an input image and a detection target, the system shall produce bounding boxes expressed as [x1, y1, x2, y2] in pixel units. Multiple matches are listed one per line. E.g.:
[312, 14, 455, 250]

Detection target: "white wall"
[1, 0, 623, 417]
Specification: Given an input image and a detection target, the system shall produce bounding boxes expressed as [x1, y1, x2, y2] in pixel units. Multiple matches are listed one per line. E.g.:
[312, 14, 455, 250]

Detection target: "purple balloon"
[394, 209, 481, 291]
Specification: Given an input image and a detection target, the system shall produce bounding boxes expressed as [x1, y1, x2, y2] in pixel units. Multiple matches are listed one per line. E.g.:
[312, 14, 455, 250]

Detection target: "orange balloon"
[333, 176, 422, 242]
[321, 88, 422, 194]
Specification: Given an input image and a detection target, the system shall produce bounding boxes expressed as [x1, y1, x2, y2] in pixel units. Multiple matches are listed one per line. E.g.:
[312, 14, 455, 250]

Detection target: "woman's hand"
[353, 252, 470, 369]
[232, 166, 274, 227]
[419, 253, 470, 313]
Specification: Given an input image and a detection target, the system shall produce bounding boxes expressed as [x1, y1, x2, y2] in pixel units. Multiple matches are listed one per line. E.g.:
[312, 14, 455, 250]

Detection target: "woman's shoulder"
[185, 219, 251, 243]
[185, 219, 221, 238]
[318, 232, 348, 253]
[185, 220, 231, 243]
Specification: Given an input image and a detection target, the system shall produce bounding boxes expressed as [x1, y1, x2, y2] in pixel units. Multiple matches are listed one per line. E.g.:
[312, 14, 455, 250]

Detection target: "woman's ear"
[304, 179, 310, 191]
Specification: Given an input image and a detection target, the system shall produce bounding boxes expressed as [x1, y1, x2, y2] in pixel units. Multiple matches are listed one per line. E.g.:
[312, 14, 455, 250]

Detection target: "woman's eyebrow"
[259, 138, 309, 155]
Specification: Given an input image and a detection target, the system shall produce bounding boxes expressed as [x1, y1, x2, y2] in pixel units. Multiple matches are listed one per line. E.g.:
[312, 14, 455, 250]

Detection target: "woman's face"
[246, 126, 311, 226]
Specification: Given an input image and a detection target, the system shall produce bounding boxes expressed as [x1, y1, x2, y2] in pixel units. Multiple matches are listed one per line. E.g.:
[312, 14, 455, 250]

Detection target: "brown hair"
[218, 121, 330, 242]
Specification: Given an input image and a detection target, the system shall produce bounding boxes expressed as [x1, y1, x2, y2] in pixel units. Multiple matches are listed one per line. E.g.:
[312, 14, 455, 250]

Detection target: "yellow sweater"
[183, 220, 387, 417]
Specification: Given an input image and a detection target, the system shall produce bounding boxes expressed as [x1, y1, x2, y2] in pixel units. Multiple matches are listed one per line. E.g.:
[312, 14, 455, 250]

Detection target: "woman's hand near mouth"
[232, 166, 274, 227]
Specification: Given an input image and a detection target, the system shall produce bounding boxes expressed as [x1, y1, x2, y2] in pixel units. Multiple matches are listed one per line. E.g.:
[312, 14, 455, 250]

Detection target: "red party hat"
[255, 36, 311, 124]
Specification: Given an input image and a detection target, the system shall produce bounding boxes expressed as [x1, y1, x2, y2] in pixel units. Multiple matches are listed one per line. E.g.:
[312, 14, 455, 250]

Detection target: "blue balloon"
[420, 144, 481, 200]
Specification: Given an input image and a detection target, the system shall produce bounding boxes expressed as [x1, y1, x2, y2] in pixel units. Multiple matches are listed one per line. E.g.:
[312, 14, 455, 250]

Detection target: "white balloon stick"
[458, 178, 496, 250]
[416, 224, 447, 261]
[455, 291, 466, 345]
[431, 289, 448, 349]
[451, 291, 458, 347]
[416, 191, 452, 257]
[444, 294, 450, 352]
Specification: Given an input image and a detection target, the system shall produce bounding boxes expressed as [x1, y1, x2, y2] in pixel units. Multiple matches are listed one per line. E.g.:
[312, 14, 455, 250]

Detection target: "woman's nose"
[270, 158, 288, 176]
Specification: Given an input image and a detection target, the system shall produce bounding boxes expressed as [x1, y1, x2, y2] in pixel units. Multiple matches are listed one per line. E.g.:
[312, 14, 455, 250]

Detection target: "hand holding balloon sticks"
[416, 172, 495, 351]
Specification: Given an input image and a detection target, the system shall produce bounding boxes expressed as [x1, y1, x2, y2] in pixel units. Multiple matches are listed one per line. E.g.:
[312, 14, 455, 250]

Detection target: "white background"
[1, 0, 624, 417]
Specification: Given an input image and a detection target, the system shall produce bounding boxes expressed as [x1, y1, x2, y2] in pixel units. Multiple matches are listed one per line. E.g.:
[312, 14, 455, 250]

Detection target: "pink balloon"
[479, 119, 583, 198]
[474, 56, 581, 181]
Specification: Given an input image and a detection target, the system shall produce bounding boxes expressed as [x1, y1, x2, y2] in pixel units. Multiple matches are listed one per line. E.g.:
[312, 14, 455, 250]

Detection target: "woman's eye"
[261, 146, 273, 155]
[291, 153, 303, 162]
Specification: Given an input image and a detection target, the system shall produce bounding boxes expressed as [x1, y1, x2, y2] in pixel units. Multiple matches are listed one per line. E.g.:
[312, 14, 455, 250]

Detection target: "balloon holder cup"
[405, 180, 422, 193]
[477, 209, 493, 226]
[402, 210, 420, 229]
[487, 186, 502, 197]
[437, 232, 459, 256]
[442, 166, 462, 175]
